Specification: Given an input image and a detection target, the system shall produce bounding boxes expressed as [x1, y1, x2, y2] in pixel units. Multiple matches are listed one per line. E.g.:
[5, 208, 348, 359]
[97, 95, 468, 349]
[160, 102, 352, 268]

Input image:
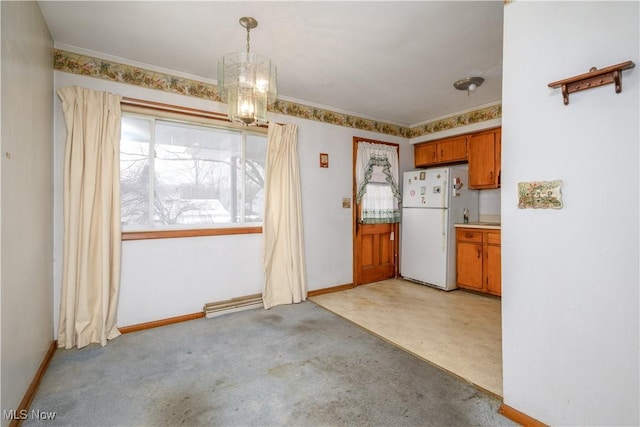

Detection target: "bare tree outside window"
[120, 115, 266, 230]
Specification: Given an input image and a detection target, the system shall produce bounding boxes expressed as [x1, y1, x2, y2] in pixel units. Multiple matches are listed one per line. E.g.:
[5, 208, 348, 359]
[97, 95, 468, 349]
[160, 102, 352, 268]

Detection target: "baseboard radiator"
[204, 293, 263, 318]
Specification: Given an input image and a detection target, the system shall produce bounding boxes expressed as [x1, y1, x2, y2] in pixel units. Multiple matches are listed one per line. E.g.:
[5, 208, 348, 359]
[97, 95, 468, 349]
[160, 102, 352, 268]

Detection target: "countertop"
[454, 222, 501, 230]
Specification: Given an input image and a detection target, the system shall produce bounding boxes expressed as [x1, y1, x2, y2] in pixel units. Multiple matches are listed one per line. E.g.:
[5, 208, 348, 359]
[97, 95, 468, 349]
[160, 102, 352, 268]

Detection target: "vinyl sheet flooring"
[310, 278, 503, 397]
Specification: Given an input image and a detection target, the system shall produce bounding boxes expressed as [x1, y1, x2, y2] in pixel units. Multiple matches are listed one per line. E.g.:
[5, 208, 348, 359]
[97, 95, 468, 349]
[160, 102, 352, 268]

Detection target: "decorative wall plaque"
[518, 180, 563, 209]
[320, 153, 329, 168]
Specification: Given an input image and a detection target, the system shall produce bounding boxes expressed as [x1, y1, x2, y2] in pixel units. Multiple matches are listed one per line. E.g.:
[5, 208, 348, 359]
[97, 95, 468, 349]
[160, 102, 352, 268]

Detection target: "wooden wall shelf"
[548, 61, 635, 105]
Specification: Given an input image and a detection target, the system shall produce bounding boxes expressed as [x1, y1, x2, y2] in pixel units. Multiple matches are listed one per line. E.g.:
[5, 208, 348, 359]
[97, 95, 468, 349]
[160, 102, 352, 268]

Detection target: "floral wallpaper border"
[54, 49, 501, 138]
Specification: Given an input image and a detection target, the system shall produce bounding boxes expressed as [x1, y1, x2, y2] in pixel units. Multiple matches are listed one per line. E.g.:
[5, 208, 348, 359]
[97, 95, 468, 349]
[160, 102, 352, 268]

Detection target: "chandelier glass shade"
[218, 18, 277, 126]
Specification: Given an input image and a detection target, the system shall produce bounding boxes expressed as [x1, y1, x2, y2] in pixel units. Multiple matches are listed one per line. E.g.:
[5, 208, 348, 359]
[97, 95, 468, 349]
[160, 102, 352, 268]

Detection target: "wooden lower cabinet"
[455, 229, 484, 291]
[456, 227, 501, 296]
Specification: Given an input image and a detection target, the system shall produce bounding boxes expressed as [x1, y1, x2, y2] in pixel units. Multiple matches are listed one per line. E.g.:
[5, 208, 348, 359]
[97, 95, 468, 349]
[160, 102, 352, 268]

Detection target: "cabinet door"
[486, 244, 501, 296]
[469, 129, 500, 189]
[456, 241, 484, 290]
[414, 143, 437, 167]
[438, 136, 468, 163]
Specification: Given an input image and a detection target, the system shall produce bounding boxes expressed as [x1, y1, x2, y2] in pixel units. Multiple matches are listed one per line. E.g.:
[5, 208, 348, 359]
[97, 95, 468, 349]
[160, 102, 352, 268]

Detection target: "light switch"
[342, 198, 351, 208]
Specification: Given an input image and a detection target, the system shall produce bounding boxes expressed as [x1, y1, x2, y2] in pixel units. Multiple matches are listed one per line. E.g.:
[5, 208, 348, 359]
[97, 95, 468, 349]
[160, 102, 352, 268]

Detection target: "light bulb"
[468, 83, 477, 91]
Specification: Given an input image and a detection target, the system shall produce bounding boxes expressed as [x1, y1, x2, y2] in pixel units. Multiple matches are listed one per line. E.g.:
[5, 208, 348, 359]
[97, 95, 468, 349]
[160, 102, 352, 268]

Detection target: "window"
[120, 113, 267, 232]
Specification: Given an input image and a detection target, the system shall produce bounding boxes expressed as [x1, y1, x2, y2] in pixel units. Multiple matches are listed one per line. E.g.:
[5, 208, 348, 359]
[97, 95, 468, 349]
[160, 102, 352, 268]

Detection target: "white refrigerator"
[400, 166, 479, 291]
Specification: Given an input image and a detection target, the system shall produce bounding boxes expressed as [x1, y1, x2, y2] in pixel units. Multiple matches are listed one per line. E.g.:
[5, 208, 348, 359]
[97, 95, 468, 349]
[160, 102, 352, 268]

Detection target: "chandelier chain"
[246, 26, 251, 53]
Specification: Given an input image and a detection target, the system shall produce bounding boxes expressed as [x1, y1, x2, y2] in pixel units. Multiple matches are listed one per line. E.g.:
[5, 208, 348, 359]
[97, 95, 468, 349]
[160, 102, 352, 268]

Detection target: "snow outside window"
[120, 114, 267, 230]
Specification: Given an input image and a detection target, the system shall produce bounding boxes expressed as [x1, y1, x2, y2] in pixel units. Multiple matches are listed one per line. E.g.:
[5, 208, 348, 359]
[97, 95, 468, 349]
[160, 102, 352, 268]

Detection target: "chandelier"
[218, 17, 277, 126]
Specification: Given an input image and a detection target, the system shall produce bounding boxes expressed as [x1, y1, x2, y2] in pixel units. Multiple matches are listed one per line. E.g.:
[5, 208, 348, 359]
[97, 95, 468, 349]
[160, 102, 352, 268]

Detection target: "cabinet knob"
[477, 248, 481, 259]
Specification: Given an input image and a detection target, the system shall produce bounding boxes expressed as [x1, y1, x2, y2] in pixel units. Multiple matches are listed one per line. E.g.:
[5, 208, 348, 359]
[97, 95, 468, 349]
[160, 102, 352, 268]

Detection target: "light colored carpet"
[25, 301, 514, 426]
[310, 278, 503, 396]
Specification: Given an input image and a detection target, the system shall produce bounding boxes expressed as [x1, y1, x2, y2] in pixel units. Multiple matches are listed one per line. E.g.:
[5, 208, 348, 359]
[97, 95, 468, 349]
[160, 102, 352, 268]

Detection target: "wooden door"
[353, 137, 399, 286]
[357, 222, 397, 284]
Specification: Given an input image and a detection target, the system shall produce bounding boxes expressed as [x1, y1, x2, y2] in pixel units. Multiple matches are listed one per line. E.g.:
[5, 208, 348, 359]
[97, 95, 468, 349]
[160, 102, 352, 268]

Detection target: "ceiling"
[38, 1, 504, 127]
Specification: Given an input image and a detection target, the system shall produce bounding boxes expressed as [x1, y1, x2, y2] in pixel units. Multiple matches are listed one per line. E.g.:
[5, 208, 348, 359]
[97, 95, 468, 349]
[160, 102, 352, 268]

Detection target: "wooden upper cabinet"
[414, 135, 468, 167]
[468, 128, 501, 189]
[439, 136, 468, 163]
[414, 143, 437, 166]
[414, 127, 502, 186]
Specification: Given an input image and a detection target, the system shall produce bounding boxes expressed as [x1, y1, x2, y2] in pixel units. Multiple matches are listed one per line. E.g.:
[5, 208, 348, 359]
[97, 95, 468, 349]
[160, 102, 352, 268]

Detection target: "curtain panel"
[262, 123, 307, 309]
[57, 86, 122, 349]
[355, 142, 401, 224]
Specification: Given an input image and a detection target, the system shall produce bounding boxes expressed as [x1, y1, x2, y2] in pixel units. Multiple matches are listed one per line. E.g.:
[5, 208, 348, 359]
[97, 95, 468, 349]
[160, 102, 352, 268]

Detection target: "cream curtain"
[57, 86, 122, 349]
[262, 123, 307, 309]
[355, 142, 401, 224]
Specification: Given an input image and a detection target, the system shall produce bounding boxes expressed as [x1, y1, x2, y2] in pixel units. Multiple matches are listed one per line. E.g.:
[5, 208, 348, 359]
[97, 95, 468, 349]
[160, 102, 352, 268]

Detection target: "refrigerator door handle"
[441, 207, 446, 252]
[441, 179, 447, 252]
[442, 179, 447, 208]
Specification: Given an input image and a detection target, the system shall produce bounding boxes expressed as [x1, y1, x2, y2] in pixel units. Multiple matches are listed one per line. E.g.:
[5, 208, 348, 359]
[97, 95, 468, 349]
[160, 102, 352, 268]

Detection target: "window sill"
[121, 226, 262, 241]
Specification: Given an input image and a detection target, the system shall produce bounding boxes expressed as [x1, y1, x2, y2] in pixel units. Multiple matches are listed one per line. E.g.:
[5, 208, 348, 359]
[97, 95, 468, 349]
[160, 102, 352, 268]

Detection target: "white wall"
[0, 2, 53, 423]
[502, 2, 639, 425]
[53, 61, 411, 328]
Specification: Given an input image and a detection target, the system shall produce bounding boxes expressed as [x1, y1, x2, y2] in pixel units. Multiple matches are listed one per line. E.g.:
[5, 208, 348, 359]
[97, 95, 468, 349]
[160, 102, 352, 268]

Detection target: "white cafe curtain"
[262, 123, 307, 309]
[57, 86, 122, 349]
[355, 142, 401, 224]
